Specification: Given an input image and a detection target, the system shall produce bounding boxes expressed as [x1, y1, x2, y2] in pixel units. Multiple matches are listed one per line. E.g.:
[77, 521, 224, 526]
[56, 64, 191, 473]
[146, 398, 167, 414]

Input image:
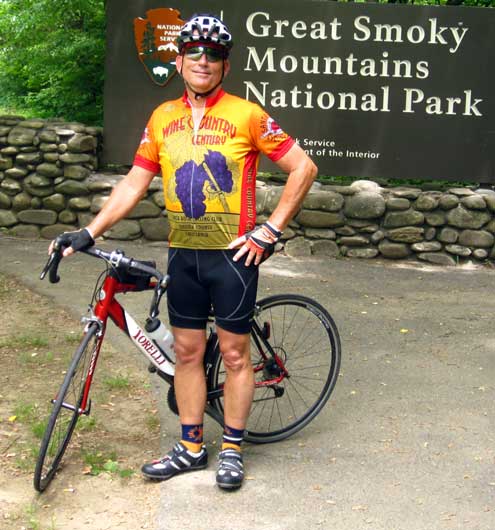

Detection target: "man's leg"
[141, 327, 209, 480]
[216, 327, 254, 429]
[215, 327, 254, 490]
[172, 327, 207, 425]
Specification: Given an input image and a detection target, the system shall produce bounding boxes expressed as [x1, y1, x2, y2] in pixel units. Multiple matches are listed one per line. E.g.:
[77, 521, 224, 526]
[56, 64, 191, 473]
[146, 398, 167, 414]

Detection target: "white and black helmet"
[177, 13, 233, 52]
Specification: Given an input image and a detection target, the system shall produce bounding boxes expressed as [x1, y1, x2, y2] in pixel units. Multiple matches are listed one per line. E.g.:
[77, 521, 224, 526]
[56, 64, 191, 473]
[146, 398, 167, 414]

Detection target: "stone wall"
[266, 180, 495, 266]
[0, 115, 101, 237]
[1, 115, 495, 266]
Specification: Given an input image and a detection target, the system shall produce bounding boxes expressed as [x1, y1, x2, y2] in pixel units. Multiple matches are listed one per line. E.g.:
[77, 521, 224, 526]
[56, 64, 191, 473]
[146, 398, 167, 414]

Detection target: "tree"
[141, 22, 157, 57]
[0, 0, 105, 124]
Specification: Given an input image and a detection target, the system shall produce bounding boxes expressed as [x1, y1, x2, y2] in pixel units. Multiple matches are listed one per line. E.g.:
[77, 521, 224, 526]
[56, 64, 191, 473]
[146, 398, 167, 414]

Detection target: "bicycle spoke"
[287, 362, 333, 373]
[281, 381, 299, 422]
[274, 393, 284, 430]
[292, 331, 329, 359]
[250, 388, 271, 430]
[286, 311, 314, 354]
[286, 376, 322, 402]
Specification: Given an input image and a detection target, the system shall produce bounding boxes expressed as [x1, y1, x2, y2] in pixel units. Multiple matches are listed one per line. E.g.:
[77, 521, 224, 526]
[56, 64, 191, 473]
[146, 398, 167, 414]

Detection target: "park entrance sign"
[104, 0, 495, 182]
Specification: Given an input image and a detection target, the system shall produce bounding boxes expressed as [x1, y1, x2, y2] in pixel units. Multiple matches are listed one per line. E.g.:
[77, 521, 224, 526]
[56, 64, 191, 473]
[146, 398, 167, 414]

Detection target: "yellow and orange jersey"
[134, 90, 295, 249]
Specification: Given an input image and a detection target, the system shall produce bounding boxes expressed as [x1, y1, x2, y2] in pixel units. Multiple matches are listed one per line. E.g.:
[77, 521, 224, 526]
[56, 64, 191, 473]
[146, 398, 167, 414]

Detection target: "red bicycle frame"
[75, 274, 175, 417]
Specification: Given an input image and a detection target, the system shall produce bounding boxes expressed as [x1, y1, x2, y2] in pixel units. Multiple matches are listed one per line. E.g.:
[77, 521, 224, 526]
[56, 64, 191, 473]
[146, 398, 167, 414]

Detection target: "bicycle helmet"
[177, 13, 233, 53]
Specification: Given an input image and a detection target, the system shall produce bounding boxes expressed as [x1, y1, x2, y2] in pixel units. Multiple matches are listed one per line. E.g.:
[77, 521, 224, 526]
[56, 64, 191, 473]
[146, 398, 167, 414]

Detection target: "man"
[53, 13, 317, 490]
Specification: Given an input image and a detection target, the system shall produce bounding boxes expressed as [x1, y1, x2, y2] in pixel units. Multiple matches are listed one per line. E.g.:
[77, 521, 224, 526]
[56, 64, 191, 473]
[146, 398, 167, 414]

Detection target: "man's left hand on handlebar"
[228, 221, 283, 266]
[48, 228, 95, 257]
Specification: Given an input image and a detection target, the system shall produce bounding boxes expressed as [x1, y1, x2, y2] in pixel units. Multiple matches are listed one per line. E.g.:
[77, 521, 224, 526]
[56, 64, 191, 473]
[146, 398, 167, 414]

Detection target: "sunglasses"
[184, 46, 225, 63]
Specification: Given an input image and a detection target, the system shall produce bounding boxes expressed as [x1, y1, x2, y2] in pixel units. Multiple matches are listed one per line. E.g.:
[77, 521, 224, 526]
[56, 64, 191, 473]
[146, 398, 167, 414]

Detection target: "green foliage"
[0, 0, 105, 124]
[103, 373, 131, 390]
[13, 402, 38, 422]
[0, 333, 48, 348]
[82, 449, 134, 477]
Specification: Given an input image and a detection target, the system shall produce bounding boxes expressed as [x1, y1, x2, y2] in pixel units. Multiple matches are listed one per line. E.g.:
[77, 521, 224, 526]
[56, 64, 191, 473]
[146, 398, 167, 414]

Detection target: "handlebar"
[40, 240, 169, 319]
[40, 239, 166, 285]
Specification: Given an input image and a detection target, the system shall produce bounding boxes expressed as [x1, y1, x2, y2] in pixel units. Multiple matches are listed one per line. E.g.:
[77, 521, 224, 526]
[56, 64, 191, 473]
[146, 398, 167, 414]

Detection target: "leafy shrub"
[0, 0, 105, 124]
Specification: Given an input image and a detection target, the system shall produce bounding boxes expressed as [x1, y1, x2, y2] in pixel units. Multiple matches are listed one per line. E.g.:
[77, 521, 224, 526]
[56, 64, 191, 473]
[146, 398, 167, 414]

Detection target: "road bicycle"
[33, 242, 341, 492]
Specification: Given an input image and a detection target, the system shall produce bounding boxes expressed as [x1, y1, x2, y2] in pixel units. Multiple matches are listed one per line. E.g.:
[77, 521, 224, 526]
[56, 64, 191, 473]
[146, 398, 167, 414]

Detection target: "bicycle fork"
[53, 316, 104, 416]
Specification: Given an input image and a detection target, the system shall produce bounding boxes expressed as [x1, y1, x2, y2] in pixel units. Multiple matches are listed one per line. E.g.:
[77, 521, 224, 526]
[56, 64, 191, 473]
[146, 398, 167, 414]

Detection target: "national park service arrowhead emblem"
[134, 8, 184, 86]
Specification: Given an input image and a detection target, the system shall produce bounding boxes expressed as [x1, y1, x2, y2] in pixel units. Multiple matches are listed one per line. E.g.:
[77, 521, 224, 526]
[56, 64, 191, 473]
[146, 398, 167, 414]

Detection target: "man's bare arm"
[52, 165, 157, 256]
[229, 143, 317, 265]
[86, 165, 157, 238]
[266, 143, 318, 231]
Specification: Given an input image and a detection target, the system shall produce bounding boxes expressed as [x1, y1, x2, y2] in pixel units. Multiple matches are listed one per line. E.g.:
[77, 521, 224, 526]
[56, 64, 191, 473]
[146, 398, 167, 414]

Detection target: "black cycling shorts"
[166, 248, 259, 335]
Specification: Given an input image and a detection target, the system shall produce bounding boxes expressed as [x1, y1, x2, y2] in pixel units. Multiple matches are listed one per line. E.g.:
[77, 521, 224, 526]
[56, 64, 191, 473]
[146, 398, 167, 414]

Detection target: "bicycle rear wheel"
[33, 323, 100, 492]
[209, 294, 341, 443]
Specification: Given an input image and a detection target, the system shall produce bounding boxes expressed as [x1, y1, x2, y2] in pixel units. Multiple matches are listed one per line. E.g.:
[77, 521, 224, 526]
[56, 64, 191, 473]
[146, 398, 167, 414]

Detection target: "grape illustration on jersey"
[175, 150, 234, 219]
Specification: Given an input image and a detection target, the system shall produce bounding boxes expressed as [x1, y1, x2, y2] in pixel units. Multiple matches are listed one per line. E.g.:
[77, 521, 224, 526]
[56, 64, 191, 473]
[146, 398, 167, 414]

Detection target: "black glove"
[56, 228, 95, 252]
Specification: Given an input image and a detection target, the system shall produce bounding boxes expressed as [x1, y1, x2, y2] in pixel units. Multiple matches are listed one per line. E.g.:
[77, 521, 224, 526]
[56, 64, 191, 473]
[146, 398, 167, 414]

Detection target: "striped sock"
[221, 425, 244, 452]
[180, 423, 204, 453]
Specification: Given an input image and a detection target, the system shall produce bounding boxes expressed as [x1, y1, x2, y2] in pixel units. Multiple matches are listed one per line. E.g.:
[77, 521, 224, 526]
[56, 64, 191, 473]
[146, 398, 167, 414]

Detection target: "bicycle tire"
[208, 294, 341, 444]
[33, 323, 100, 492]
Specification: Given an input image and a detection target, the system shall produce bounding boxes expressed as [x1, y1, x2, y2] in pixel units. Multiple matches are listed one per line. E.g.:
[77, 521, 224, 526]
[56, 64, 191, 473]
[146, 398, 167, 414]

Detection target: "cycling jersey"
[134, 89, 295, 250]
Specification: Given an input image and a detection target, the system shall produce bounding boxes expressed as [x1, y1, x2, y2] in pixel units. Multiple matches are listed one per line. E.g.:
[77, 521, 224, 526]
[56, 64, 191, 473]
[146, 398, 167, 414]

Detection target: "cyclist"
[50, 13, 317, 490]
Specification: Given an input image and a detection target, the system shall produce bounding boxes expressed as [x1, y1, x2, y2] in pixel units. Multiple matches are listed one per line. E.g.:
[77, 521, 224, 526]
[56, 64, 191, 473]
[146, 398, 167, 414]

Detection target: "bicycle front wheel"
[209, 294, 341, 444]
[34, 323, 100, 492]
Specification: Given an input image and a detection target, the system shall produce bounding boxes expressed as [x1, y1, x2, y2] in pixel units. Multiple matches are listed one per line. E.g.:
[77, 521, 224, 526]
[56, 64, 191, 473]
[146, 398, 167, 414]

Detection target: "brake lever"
[149, 275, 169, 319]
[40, 237, 64, 283]
[40, 254, 53, 280]
[40, 250, 62, 283]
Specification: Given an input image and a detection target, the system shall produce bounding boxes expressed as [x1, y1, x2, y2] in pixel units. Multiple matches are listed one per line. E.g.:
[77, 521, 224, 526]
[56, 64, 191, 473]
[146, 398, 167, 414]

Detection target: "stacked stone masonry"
[1, 115, 494, 267]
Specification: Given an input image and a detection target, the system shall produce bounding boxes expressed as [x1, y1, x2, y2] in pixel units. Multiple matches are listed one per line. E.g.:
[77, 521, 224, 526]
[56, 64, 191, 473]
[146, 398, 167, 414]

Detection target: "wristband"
[264, 221, 283, 239]
[259, 221, 283, 244]
[85, 226, 95, 240]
